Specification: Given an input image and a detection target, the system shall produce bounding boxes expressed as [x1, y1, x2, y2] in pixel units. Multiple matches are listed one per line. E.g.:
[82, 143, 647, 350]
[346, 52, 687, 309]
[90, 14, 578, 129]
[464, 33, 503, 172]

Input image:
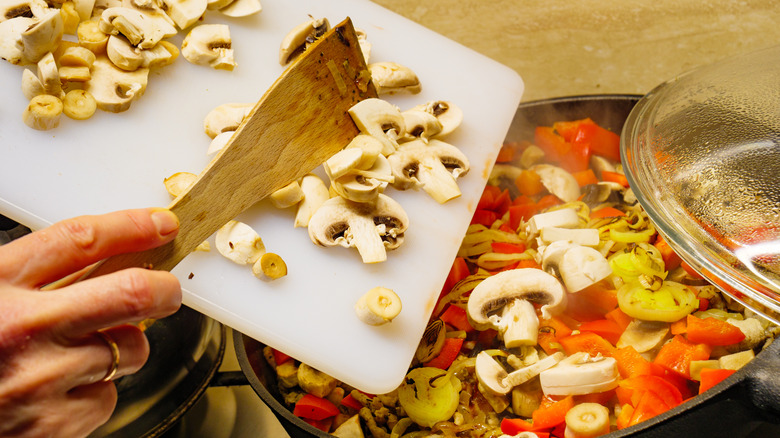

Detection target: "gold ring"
[96, 331, 120, 382]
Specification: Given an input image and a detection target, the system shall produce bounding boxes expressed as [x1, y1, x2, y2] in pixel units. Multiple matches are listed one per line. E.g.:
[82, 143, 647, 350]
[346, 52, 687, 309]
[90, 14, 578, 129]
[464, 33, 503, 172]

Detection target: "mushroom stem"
[497, 299, 539, 348]
[348, 216, 387, 263]
[418, 156, 463, 204]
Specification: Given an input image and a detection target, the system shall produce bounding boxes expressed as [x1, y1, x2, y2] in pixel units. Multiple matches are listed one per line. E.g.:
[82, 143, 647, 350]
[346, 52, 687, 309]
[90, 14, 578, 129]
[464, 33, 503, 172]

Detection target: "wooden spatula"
[88, 18, 376, 276]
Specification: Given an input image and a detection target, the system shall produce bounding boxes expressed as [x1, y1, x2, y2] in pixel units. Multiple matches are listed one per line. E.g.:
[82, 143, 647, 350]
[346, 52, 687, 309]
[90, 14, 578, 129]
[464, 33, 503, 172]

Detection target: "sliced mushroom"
[401, 109, 442, 143]
[269, 180, 304, 209]
[181, 23, 235, 70]
[590, 154, 616, 178]
[84, 56, 148, 112]
[161, 0, 206, 30]
[293, 173, 329, 228]
[217, 0, 260, 18]
[348, 98, 405, 156]
[476, 350, 563, 396]
[558, 245, 613, 292]
[531, 164, 580, 203]
[99, 7, 175, 49]
[307, 193, 409, 264]
[368, 61, 421, 95]
[163, 171, 196, 198]
[519, 145, 545, 169]
[411, 100, 462, 137]
[324, 147, 364, 180]
[539, 352, 619, 396]
[0, 17, 36, 64]
[278, 17, 329, 65]
[0, 0, 49, 22]
[388, 138, 470, 204]
[19, 9, 63, 64]
[207, 130, 233, 155]
[73, 0, 97, 21]
[343, 133, 384, 169]
[330, 154, 393, 203]
[36, 51, 61, 97]
[467, 268, 566, 334]
[122, 0, 175, 28]
[616, 320, 669, 353]
[106, 34, 143, 70]
[540, 240, 576, 278]
[21, 67, 44, 99]
[215, 220, 265, 265]
[141, 39, 178, 68]
[527, 208, 580, 236]
[355, 27, 370, 62]
[203, 102, 252, 138]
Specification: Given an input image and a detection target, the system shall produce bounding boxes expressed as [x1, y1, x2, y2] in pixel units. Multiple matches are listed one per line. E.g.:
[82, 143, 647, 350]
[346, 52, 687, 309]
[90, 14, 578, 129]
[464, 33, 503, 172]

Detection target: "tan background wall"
[371, 0, 780, 101]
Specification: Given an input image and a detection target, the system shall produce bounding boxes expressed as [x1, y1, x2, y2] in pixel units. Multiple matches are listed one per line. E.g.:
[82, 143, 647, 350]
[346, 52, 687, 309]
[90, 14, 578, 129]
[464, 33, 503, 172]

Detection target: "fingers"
[0, 208, 179, 288]
[67, 325, 150, 387]
[48, 268, 181, 337]
[64, 382, 118, 437]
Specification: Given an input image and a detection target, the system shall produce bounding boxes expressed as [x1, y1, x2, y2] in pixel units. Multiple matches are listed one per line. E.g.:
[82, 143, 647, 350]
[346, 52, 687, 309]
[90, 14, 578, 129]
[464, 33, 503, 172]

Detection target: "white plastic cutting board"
[0, 0, 523, 393]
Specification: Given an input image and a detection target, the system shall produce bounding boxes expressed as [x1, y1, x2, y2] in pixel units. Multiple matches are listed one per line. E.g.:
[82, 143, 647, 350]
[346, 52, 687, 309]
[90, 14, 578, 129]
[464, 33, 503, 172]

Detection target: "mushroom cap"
[307, 193, 409, 263]
[84, 56, 148, 112]
[388, 138, 470, 189]
[531, 164, 581, 203]
[467, 268, 566, 329]
[411, 100, 463, 137]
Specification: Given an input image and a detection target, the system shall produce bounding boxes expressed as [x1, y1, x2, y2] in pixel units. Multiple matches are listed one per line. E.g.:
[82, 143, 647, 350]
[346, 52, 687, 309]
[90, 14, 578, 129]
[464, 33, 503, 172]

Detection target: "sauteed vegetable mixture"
[263, 117, 777, 438]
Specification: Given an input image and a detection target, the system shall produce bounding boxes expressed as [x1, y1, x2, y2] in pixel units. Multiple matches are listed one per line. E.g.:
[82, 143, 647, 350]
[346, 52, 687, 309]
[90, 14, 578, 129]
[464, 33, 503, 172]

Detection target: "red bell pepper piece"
[424, 337, 464, 369]
[491, 241, 526, 254]
[536, 194, 562, 210]
[653, 335, 711, 379]
[619, 375, 683, 409]
[440, 257, 470, 299]
[508, 204, 537, 229]
[500, 418, 551, 435]
[477, 186, 497, 210]
[654, 234, 682, 271]
[605, 307, 633, 332]
[532, 395, 574, 429]
[698, 368, 736, 394]
[302, 417, 332, 432]
[613, 346, 654, 378]
[589, 206, 627, 219]
[628, 390, 669, 427]
[553, 118, 596, 142]
[340, 393, 364, 411]
[440, 304, 474, 332]
[272, 348, 292, 366]
[492, 189, 512, 216]
[470, 209, 498, 227]
[578, 319, 624, 346]
[686, 314, 746, 346]
[293, 394, 339, 421]
[572, 168, 599, 187]
[670, 318, 687, 335]
[601, 170, 629, 187]
[559, 332, 615, 357]
[573, 121, 622, 163]
[535, 126, 571, 162]
[496, 142, 518, 163]
[616, 403, 634, 430]
[515, 169, 545, 196]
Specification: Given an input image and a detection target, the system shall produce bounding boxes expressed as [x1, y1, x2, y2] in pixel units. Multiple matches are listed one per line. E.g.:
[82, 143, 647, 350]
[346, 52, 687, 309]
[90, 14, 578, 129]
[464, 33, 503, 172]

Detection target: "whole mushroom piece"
[388, 138, 470, 204]
[467, 268, 567, 348]
[307, 193, 409, 264]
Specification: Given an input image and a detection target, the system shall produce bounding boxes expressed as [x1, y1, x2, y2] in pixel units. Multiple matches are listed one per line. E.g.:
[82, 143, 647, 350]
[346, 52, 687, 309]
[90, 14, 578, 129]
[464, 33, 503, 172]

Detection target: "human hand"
[0, 208, 183, 438]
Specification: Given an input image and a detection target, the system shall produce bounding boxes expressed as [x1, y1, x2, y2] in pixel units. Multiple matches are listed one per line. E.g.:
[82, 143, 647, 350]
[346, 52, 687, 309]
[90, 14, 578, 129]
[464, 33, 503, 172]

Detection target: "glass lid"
[622, 45, 780, 324]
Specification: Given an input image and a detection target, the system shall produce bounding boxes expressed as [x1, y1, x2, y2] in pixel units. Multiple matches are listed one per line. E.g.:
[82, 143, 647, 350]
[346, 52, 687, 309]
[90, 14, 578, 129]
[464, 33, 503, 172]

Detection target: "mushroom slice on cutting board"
[278, 16, 328, 65]
[203, 102, 252, 138]
[368, 61, 421, 95]
[181, 23, 235, 70]
[330, 154, 394, 203]
[348, 98, 405, 156]
[355, 286, 402, 326]
[217, 0, 260, 18]
[84, 56, 148, 112]
[161, 0, 206, 30]
[467, 268, 566, 348]
[0, 0, 50, 22]
[99, 7, 176, 49]
[401, 109, 442, 143]
[0, 17, 37, 64]
[411, 100, 462, 137]
[388, 138, 470, 204]
[294, 173, 329, 228]
[307, 193, 408, 264]
[215, 220, 265, 265]
[20, 9, 64, 64]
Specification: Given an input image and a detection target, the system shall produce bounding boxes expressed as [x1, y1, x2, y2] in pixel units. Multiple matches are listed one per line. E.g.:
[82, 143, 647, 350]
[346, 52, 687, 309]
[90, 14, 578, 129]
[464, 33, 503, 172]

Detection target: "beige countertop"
[371, 0, 779, 101]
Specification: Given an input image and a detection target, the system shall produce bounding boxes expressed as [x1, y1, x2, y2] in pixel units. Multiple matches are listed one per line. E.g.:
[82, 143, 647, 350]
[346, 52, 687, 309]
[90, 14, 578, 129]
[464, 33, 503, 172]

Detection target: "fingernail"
[151, 208, 179, 236]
